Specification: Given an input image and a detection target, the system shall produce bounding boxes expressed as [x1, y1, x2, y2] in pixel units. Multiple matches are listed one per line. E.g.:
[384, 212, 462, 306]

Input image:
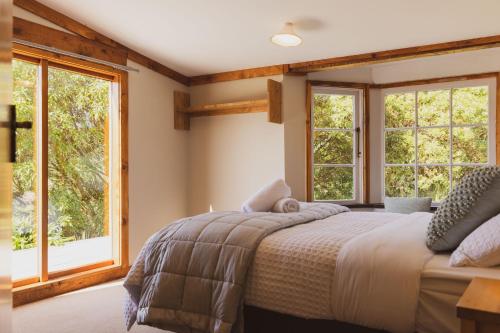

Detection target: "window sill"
[13, 264, 129, 307]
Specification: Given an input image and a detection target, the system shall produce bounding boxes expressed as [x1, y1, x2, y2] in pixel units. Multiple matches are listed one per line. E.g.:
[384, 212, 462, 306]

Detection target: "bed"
[124, 204, 500, 333]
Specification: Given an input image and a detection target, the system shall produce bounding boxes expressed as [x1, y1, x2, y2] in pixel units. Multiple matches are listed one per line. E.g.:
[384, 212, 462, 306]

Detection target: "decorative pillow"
[426, 166, 500, 252]
[449, 214, 500, 267]
[384, 197, 432, 214]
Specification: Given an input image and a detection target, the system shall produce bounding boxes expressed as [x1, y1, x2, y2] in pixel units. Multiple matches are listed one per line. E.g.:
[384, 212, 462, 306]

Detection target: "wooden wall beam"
[14, 17, 127, 65]
[14, 0, 190, 86]
[288, 35, 500, 73]
[190, 65, 285, 85]
[174, 91, 191, 130]
[267, 79, 282, 123]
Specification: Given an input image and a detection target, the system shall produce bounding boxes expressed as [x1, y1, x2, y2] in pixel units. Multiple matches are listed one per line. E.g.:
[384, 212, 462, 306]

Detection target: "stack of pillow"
[241, 179, 300, 213]
[426, 166, 500, 267]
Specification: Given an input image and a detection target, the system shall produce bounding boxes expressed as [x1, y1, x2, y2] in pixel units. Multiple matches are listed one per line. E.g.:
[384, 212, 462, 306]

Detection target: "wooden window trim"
[12, 45, 129, 305]
[306, 80, 371, 203]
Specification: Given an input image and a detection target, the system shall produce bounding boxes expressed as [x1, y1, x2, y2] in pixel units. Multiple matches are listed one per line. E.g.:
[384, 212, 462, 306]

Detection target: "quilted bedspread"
[123, 203, 349, 333]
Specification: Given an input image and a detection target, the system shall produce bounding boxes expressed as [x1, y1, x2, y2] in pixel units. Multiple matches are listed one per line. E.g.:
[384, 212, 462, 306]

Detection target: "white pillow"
[449, 214, 500, 267]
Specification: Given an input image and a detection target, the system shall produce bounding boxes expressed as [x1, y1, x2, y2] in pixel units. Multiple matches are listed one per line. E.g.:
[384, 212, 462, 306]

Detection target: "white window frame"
[310, 87, 364, 205]
[380, 78, 497, 202]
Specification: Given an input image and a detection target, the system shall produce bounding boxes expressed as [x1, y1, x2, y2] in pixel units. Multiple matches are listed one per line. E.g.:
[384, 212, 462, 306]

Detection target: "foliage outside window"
[384, 85, 490, 202]
[312, 89, 361, 202]
[12, 56, 120, 282]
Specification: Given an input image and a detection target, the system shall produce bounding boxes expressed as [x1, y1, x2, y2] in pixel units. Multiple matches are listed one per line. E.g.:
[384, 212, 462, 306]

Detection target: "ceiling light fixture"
[271, 22, 302, 47]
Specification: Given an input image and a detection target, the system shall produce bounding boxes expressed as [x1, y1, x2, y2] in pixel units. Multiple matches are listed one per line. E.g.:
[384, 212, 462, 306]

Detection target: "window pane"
[12, 59, 38, 280]
[452, 166, 479, 186]
[452, 86, 488, 125]
[313, 131, 353, 164]
[313, 94, 353, 129]
[385, 130, 415, 164]
[384, 166, 415, 197]
[452, 126, 488, 163]
[48, 67, 112, 272]
[313, 166, 353, 201]
[418, 166, 450, 202]
[417, 128, 450, 164]
[417, 90, 450, 126]
[385, 93, 415, 128]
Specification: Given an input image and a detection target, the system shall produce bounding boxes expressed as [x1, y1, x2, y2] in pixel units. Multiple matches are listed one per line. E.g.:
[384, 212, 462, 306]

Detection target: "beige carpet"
[13, 280, 169, 333]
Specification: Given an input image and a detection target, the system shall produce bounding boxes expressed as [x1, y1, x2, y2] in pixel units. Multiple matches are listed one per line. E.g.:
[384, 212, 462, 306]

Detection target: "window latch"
[0, 105, 33, 163]
[355, 127, 361, 158]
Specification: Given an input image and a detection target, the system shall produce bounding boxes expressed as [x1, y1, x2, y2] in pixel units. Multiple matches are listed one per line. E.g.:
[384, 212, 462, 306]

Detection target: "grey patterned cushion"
[384, 197, 432, 214]
[426, 166, 500, 252]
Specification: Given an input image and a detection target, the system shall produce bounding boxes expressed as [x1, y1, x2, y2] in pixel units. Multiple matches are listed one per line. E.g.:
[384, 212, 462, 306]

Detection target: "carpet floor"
[13, 280, 169, 333]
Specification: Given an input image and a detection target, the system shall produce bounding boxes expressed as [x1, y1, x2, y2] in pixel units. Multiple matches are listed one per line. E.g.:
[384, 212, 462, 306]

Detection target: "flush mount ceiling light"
[271, 22, 302, 47]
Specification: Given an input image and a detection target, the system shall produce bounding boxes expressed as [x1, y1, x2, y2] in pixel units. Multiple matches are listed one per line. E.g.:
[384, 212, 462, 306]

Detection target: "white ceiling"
[37, 0, 500, 76]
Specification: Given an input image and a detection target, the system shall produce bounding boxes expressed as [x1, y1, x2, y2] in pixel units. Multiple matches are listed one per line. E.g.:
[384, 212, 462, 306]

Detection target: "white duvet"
[245, 211, 434, 333]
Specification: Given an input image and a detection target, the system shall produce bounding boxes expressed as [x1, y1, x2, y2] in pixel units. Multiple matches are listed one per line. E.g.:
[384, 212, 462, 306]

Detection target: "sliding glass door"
[12, 56, 118, 285]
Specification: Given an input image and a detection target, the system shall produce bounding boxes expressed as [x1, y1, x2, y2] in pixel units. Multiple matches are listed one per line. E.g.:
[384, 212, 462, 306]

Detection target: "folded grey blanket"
[124, 202, 349, 333]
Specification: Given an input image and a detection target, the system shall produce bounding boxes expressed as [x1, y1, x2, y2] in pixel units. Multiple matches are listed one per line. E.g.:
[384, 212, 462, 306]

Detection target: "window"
[310, 87, 363, 203]
[383, 81, 495, 202]
[12, 49, 128, 294]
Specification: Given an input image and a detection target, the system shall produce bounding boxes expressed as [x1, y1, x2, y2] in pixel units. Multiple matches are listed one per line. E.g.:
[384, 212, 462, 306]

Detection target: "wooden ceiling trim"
[288, 35, 500, 73]
[14, 0, 500, 86]
[14, 17, 128, 65]
[190, 65, 285, 85]
[14, 0, 121, 48]
[371, 72, 498, 89]
[14, 0, 190, 86]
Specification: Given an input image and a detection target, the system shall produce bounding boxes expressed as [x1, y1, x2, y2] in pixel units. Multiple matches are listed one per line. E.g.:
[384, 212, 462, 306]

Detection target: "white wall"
[282, 75, 308, 200]
[188, 76, 285, 214]
[308, 66, 373, 83]
[127, 61, 189, 258]
[14, 7, 190, 260]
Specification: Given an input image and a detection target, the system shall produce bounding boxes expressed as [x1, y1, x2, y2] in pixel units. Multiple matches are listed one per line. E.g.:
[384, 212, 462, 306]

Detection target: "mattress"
[416, 254, 500, 333]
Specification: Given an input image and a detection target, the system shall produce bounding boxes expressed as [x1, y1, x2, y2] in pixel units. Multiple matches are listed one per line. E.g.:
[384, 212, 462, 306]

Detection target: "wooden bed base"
[244, 306, 387, 333]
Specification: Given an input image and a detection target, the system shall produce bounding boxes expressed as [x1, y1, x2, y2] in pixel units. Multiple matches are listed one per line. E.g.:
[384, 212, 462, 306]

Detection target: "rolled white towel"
[241, 179, 292, 213]
[272, 197, 300, 213]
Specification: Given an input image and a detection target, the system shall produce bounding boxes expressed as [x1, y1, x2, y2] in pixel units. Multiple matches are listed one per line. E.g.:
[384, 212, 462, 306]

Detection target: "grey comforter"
[124, 202, 349, 333]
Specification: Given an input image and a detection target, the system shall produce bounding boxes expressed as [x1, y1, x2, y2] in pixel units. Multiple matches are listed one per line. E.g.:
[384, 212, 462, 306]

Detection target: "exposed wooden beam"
[15, 0, 500, 86]
[127, 49, 190, 86]
[14, 0, 190, 85]
[371, 72, 498, 89]
[174, 91, 190, 130]
[14, 0, 120, 48]
[267, 79, 282, 123]
[190, 65, 285, 85]
[14, 17, 128, 65]
[289, 35, 500, 73]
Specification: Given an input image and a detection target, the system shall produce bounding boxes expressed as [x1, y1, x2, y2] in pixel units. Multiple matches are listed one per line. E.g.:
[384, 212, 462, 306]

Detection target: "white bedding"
[245, 211, 435, 333]
[417, 254, 500, 333]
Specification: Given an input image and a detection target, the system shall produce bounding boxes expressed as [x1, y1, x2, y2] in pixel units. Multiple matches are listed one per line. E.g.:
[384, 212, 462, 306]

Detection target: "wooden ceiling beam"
[190, 65, 286, 85]
[288, 35, 500, 73]
[13, 17, 128, 65]
[14, 0, 500, 86]
[14, 0, 190, 86]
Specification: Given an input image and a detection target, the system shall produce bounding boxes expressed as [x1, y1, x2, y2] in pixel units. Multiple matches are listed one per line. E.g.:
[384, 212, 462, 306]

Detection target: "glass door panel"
[12, 59, 38, 281]
[47, 66, 112, 272]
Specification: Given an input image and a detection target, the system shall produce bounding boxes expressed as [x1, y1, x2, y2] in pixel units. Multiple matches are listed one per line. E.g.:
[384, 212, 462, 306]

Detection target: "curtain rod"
[13, 38, 140, 73]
